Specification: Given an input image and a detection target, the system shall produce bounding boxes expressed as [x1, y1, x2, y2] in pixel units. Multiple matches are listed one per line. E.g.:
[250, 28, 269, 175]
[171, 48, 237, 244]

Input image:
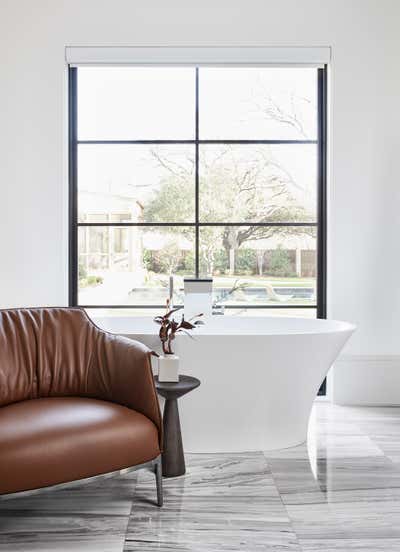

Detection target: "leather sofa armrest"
[88, 331, 162, 446]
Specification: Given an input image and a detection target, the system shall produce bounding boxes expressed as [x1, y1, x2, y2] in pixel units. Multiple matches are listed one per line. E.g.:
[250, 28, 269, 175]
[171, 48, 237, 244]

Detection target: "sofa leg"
[154, 456, 163, 507]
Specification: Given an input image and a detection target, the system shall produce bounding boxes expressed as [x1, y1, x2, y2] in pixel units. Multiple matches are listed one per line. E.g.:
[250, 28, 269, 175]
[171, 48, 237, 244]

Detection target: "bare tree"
[145, 85, 315, 275]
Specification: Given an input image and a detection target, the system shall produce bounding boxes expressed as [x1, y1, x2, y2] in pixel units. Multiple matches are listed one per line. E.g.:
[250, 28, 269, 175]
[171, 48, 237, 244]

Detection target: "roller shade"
[66, 46, 330, 67]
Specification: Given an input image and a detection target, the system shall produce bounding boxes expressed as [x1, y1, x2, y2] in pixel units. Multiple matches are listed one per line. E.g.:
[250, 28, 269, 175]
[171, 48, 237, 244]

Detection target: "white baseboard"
[332, 355, 400, 406]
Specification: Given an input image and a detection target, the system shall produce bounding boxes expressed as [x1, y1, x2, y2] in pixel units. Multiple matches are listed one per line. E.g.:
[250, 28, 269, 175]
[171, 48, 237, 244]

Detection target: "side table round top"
[154, 375, 201, 400]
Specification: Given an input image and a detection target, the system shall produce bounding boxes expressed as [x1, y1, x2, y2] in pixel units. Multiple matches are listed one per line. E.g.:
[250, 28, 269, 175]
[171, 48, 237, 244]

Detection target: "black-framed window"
[69, 65, 327, 318]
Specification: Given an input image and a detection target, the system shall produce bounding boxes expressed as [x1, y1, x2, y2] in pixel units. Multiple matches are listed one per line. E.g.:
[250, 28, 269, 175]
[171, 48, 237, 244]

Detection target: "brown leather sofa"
[0, 307, 163, 505]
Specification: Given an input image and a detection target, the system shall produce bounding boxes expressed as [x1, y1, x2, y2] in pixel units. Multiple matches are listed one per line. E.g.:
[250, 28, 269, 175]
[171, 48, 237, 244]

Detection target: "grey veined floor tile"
[0, 474, 136, 552]
[0, 535, 127, 552]
[124, 453, 302, 551]
[266, 454, 400, 503]
[286, 499, 400, 540]
[299, 538, 400, 551]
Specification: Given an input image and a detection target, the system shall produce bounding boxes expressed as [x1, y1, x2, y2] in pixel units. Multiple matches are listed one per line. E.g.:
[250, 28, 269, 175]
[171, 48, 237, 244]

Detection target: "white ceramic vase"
[158, 355, 179, 382]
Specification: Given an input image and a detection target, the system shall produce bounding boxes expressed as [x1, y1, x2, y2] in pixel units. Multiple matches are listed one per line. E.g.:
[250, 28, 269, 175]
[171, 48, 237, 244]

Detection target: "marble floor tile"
[368, 434, 400, 459]
[0, 539, 125, 552]
[124, 453, 302, 551]
[307, 434, 383, 458]
[124, 520, 302, 551]
[286, 499, 400, 540]
[387, 455, 400, 464]
[0, 474, 136, 552]
[266, 449, 400, 507]
[316, 456, 400, 492]
[298, 486, 400, 505]
[263, 444, 310, 461]
[0, 514, 129, 552]
[299, 538, 400, 551]
[178, 453, 277, 489]
[264, 458, 322, 498]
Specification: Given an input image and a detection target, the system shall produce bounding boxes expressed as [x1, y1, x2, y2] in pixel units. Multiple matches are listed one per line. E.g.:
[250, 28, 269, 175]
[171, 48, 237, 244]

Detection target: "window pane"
[86, 307, 317, 318]
[199, 226, 316, 307]
[86, 308, 170, 318]
[199, 67, 317, 140]
[199, 145, 317, 223]
[78, 67, 195, 140]
[78, 145, 195, 223]
[222, 308, 317, 318]
[78, 226, 195, 306]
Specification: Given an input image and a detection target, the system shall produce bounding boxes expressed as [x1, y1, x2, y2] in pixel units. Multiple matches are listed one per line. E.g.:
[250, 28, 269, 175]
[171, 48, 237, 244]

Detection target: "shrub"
[79, 275, 103, 288]
[267, 247, 295, 277]
[235, 249, 257, 275]
[213, 249, 228, 274]
[78, 259, 87, 280]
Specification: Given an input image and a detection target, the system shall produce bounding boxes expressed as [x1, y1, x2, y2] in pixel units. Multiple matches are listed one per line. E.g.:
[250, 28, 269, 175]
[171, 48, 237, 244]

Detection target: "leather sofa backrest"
[0, 308, 102, 407]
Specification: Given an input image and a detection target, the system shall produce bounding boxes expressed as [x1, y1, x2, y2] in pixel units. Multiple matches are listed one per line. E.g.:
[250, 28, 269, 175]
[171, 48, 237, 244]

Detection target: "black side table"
[154, 375, 200, 478]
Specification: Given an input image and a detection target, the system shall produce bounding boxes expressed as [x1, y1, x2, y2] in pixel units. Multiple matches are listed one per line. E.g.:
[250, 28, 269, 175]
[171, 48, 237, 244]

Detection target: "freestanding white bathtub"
[94, 315, 355, 452]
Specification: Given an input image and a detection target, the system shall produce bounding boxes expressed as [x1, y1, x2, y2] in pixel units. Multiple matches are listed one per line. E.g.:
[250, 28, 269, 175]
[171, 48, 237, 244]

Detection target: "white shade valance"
[66, 46, 331, 67]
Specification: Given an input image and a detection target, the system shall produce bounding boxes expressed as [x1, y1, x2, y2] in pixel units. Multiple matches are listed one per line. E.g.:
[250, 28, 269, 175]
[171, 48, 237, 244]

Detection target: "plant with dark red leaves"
[154, 300, 203, 355]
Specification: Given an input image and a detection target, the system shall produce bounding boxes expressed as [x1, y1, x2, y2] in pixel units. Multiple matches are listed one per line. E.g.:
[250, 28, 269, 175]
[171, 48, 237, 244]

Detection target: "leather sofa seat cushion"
[0, 397, 160, 495]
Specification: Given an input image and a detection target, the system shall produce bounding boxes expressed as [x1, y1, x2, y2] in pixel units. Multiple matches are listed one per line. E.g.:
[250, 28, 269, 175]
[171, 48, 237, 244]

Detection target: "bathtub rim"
[91, 314, 357, 338]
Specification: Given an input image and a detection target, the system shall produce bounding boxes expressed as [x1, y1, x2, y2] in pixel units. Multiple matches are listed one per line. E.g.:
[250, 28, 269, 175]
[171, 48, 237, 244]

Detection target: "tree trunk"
[223, 227, 239, 276]
[257, 250, 264, 276]
[229, 248, 235, 275]
[206, 248, 214, 275]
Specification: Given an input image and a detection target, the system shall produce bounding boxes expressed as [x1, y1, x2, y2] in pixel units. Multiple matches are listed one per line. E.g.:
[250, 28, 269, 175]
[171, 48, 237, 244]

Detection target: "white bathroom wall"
[332, 356, 400, 406]
[1, 0, 400, 403]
